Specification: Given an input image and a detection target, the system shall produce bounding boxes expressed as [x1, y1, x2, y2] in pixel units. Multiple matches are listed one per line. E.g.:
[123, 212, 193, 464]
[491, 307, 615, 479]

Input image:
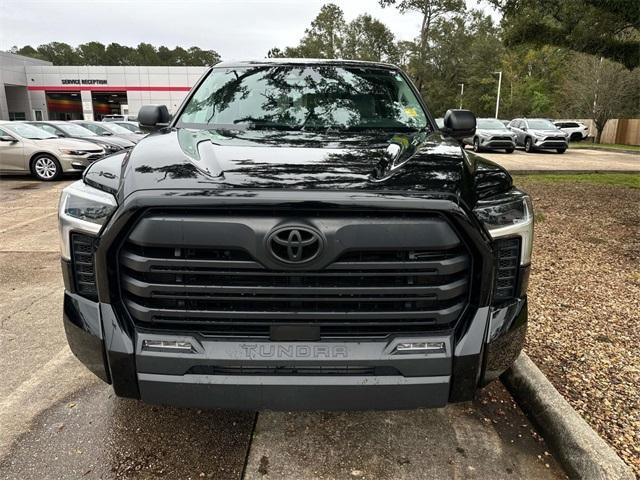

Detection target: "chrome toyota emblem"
[267, 226, 322, 264]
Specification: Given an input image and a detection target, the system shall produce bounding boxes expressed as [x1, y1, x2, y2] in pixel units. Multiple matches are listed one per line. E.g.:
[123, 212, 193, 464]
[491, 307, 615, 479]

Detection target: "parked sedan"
[72, 120, 145, 144]
[508, 118, 569, 153]
[554, 121, 589, 141]
[26, 121, 134, 154]
[0, 121, 104, 180]
[464, 118, 516, 153]
[113, 121, 143, 134]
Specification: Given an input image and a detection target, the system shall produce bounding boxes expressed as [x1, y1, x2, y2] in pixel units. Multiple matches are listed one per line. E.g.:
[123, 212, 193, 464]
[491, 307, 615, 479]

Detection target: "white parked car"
[553, 121, 589, 142]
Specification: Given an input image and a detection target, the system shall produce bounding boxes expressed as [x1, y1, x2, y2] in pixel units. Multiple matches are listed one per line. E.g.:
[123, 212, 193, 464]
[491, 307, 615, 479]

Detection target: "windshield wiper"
[233, 118, 299, 131]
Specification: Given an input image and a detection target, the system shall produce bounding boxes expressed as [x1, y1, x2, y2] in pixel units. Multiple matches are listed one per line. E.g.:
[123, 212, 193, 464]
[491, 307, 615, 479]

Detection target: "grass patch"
[517, 173, 640, 189]
[570, 142, 640, 152]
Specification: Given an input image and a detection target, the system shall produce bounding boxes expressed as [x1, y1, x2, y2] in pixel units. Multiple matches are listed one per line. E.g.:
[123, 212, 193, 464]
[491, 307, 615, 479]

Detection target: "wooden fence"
[576, 118, 640, 145]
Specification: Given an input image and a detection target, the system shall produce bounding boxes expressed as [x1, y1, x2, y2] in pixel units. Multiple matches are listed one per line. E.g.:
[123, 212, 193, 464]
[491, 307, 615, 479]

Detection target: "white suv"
[554, 121, 589, 142]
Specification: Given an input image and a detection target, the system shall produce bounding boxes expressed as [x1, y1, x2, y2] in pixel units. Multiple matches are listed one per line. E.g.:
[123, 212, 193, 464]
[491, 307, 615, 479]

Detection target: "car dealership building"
[0, 52, 206, 121]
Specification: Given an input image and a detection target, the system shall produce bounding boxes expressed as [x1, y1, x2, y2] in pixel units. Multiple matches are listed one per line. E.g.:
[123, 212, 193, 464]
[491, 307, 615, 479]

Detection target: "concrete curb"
[501, 353, 635, 480]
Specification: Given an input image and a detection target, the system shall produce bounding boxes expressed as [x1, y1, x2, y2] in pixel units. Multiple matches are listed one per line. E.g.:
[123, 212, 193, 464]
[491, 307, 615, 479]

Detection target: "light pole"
[458, 83, 464, 109]
[493, 71, 502, 119]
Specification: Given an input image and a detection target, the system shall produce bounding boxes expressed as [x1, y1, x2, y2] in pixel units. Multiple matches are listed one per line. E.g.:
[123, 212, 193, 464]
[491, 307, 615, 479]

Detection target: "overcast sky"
[0, 0, 498, 60]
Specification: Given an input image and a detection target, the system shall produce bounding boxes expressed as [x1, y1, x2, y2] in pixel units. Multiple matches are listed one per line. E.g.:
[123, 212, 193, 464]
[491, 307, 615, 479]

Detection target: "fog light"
[142, 339, 194, 353]
[393, 342, 446, 354]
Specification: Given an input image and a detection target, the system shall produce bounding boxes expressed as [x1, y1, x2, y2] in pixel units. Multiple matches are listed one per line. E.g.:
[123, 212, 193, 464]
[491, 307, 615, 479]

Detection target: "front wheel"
[31, 155, 62, 181]
[505, 148, 514, 153]
[473, 137, 480, 152]
[524, 137, 534, 153]
[556, 148, 567, 154]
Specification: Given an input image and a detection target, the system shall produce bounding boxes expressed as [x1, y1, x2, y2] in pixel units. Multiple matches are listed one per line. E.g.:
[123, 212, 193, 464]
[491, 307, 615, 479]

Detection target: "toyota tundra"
[59, 59, 533, 410]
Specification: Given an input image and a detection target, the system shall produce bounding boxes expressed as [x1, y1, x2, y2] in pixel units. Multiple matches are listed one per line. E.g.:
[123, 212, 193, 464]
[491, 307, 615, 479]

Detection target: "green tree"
[342, 14, 399, 62]
[77, 42, 106, 65]
[488, 0, 640, 69]
[379, 0, 466, 90]
[11, 45, 42, 60]
[11, 42, 221, 66]
[35, 42, 79, 65]
[560, 54, 640, 142]
[134, 43, 160, 65]
[287, 3, 346, 58]
[104, 43, 136, 65]
[499, 46, 568, 118]
[187, 47, 221, 66]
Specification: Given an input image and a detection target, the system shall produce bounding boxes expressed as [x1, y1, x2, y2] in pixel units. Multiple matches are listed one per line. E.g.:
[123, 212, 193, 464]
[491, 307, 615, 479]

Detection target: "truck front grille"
[118, 212, 472, 338]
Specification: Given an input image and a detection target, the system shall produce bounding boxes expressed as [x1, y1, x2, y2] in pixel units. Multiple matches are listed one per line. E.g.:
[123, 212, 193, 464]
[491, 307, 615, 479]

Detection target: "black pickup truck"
[59, 59, 533, 410]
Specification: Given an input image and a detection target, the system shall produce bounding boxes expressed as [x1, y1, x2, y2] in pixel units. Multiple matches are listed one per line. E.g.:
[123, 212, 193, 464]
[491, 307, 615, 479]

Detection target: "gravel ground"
[514, 176, 640, 474]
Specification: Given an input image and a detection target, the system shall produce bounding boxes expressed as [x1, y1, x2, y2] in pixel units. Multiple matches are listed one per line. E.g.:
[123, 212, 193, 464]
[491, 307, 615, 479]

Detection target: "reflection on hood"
[121, 127, 511, 206]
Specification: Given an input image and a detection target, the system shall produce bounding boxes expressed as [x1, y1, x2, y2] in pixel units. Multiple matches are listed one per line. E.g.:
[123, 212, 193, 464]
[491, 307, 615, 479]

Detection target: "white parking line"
[0, 346, 97, 460]
[0, 212, 57, 235]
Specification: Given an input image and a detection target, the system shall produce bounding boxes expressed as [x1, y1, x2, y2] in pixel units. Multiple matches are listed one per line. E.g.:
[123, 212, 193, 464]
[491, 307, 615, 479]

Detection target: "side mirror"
[442, 109, 476, 140]
[0, 135, 16, 142]
[138, 105, 171, 132]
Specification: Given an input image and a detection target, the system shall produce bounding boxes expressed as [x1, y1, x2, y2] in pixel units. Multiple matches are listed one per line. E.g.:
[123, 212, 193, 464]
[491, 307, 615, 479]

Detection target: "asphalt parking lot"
[0, 175, 567, 479]
[477, 146, 639, 171]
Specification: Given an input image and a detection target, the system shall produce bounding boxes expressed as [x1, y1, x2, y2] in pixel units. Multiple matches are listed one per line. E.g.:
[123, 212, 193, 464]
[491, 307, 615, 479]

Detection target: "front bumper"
[62, 287, 527, 410]
[61, 189, 528, 410]
[480, 138, 515, 149]
[533, 138, 568, 149]
[60, 154, 102, 172]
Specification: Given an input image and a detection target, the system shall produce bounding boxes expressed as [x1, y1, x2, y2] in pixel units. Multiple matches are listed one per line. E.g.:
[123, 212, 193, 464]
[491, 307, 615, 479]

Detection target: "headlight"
[100, 143, 119, 152]
[58, 180, 117, 259]
[60, 149, 88, 156]
[473, 191, 533, 265]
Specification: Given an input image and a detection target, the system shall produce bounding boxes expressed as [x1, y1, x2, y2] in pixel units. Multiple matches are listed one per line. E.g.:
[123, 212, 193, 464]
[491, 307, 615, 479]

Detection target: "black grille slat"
[119, 213, 472, 337]
[121, 274, 468, 298]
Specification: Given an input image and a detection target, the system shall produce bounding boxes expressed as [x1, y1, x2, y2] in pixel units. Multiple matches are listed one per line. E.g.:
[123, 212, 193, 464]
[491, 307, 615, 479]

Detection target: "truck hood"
[85, 128, 512, 207]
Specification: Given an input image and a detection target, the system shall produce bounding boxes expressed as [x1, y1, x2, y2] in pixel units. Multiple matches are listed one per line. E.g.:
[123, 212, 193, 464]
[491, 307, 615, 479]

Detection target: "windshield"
[477, 119, 507, 130]
[58, 123, 97, 137]
[527, 119, 557, 130]
[116, 122, 138, 132]
[177, 65, 428, 132]
[4, 123, 56, 139]
[101, 123, 133, 134]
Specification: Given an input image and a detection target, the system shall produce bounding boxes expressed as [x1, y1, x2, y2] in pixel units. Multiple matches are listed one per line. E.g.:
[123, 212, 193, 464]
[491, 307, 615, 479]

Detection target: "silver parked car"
[27, 121, 135, 153]
[508, 118, 569, 153]
[113, 121, 143, 134]
[464, 118, 516, 153]
[0, 121, 104, 180]
[72, 120, 145, 144]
